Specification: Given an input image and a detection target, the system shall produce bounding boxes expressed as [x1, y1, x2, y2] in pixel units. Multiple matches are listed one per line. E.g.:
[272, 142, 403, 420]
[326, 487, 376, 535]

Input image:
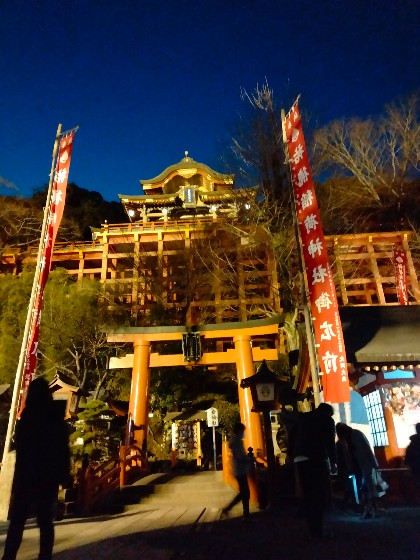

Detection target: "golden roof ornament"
[183, 150, 192, 162]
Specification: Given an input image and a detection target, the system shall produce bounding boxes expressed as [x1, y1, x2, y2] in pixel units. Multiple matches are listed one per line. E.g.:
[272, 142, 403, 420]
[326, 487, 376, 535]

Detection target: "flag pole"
[0, 124, 62, 520]
[281, 108, 321, 406]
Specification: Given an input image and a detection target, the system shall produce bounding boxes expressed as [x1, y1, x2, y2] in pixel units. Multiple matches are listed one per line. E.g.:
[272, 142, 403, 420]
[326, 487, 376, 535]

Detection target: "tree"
[40, 270, 128, 397]
[221, 83, 306, 311]
[0, 267, 130, 396]
[313, 92, 420, 232]
[70, 400, 121, 464]
[211, 398, 240, 434]
[107, 215, 284, 328]
[0, 192, 82, 251]
[0, 197, 44, 252]
[148, 364, 240, 461]
[0, 268, 33, 384]
[32, 183, 127, 241]
[223, 81, 290, 204]
[0, 182, 127, 253]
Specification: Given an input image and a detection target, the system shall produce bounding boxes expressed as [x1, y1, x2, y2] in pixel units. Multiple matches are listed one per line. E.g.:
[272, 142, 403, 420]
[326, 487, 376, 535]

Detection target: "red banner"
[23, 131, 76, 389]
[284, 102, 350, 403]
[393, 245, 409, 305]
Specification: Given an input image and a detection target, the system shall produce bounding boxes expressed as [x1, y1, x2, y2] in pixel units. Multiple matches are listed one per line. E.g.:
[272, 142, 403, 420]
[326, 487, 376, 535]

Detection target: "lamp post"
[240, 360, 280, 508]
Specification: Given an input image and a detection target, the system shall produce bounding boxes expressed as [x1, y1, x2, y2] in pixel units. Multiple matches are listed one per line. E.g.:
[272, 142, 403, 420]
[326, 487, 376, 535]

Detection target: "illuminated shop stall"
[341, 305, 420, 466]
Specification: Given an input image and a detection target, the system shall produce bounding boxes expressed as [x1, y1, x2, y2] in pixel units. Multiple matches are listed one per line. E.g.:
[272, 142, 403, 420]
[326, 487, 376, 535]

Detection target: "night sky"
[0, 0, 418, 202]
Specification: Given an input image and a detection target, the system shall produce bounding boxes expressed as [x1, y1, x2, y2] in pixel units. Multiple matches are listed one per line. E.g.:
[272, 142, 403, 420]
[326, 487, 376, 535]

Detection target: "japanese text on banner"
[284, 103, 350, 403]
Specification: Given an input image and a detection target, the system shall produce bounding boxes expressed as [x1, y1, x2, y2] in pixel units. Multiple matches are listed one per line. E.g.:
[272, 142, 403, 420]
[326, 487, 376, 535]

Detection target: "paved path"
[0, 471, 419, 559]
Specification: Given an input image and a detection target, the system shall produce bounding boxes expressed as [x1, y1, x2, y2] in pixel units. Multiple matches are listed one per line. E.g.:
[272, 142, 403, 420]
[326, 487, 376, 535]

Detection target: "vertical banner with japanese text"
[393, 245, 409, 305]
[283, 101, 350, 403]
[23, 131, 76, 390]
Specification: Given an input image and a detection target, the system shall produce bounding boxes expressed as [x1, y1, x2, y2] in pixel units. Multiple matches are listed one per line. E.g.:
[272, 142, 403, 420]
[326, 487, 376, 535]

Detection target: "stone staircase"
[120, 470, 238, 513]
[139, 471, 236, 507]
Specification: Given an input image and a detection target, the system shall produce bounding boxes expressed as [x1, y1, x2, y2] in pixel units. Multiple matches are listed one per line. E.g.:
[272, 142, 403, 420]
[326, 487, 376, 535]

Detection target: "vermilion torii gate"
[107, 316, 282, 462]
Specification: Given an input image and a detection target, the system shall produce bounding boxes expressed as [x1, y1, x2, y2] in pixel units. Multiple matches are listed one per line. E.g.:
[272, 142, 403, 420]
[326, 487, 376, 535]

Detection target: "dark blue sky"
[1, 0, 418, 202]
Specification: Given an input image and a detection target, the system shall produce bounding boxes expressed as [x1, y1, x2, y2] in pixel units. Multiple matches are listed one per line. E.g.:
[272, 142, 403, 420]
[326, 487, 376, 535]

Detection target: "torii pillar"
[128, 340, 151, 452]
[233, 334, 265, 456]
[108, 318, 281, 465]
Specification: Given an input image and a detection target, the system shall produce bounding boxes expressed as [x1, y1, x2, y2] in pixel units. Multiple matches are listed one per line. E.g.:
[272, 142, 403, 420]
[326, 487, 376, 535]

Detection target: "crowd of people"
[279, 408, 420, 535]
[222, 403, 396, 539]
[2, 378, 420, 555]
[289, 405, 395, 533]
[221, 403, 420, 540]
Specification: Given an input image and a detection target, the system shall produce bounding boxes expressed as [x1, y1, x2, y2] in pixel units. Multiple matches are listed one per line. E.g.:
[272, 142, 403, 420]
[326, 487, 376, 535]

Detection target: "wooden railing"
[76, 444, 147, 513]
[99, 218, 225, 233]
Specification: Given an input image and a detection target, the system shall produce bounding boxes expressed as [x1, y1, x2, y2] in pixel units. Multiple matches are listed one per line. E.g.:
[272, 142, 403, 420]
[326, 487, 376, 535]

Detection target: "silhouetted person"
[221, 422, 251, 519]
[336, 422, 385, 519]
[277, 407, 301, 464]
[293, 403, 336, 539]
[405, 423, 420, 486]
[2, 377, 70, 560]
[335, 423, 359, 508]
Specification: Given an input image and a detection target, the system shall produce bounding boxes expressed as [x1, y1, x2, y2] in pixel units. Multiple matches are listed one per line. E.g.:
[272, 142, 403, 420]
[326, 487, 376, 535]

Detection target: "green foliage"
[150, 365, 238, 416]
[211, 399, 240, 434]
[0, 267, 132, 398]
[0, 268, 34, 384]
[150, 367, 197, 414]
[40, 270, 126, 395]
[148, 410, 171, 460]
[105, 369, 132, 401]
[70, 400, 120, 464]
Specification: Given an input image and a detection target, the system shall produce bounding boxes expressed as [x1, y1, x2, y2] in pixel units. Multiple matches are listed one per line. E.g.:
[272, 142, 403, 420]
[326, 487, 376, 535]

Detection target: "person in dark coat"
[405, 423, 420, 485]
[336, 422, 386, 518]
[335, 422, 359, 508]
[2, 377, 71, 560]
[293, 402, 336, 539]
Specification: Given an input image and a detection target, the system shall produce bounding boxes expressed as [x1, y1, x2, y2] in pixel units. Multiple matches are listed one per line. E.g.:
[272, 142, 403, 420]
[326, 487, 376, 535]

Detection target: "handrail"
[100, 218, 225, 232]
[76, 444, 147, 514]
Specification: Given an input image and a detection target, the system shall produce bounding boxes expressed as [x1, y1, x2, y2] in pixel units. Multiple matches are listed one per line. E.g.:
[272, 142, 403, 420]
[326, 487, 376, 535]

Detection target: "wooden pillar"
[101, 233, 108, 282]
[129, 340, 151, 453]
[132, 237, 140, 314]
[233, 335, 264, 457]
[367, 239, 386, 304]
[78, 251, 85, 280]
[334, 237, 348, 305]
[402, 235, 420, 302]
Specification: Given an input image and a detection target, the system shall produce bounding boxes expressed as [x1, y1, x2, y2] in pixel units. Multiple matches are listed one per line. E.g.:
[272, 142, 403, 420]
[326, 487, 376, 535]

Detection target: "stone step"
[147, 482, 232, 495]
[139, 488, 236, 504]
[121, 471, 236, 508]
[139, 496, 233, 507]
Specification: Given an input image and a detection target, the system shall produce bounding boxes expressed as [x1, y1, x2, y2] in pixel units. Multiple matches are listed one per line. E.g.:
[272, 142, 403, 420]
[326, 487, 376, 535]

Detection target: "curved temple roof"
[140, 152, 234, 189]
[118, 152, 256, 223]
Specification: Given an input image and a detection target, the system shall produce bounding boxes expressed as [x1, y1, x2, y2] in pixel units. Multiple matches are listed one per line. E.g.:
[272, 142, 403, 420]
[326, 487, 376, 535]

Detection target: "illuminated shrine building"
[89, 153, 281, 326]
[1, 154, 420, 468]
[119, 151, 256, 224]
[0, 153, 281, 327]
